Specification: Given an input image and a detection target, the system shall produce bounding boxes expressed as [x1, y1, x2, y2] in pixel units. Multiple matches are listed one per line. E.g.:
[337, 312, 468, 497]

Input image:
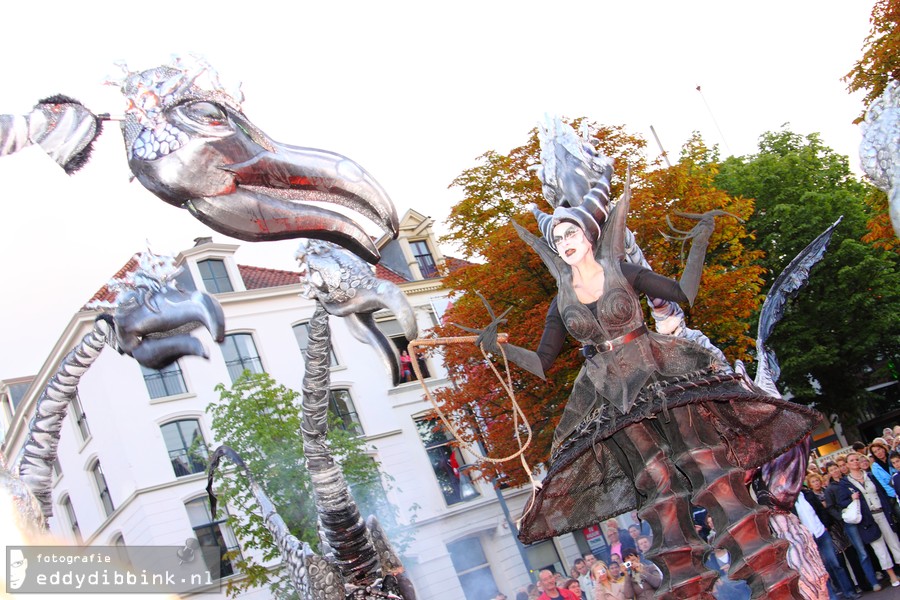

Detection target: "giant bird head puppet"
[0, 55, 411, 376]
[110, 55, 397, 263]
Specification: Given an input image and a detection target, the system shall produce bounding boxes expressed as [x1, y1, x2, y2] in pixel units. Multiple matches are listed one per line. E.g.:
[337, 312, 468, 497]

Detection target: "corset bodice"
[557, 258, 644, 344]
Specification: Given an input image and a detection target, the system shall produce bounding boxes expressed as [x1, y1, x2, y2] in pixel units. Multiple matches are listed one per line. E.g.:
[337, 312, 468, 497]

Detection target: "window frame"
[446, 536, 499, 600]
[111, 533, 132, 568]
[141, 361, 188, 399]
[415, 416, 480, 506]
[329, 388, 363, 434]
[60, 494, 82, 543]
[160, 419, 209, 477]
[184, 496, 241, 579]
[197, 258, 234, 294]
[376, 317, 430, 383]
[221, 333, 264, 383]
[409, 239, 438, 278]
[71, 392, 90, 442]
[90, 459, 115, 517]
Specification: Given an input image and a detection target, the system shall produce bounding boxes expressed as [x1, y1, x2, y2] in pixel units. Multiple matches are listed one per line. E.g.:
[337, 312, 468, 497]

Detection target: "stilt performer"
[469, 118, 825, 598]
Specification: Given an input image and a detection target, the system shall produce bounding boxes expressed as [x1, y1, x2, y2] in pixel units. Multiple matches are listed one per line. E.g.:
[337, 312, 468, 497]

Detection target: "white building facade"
[1, 210, 593, 599]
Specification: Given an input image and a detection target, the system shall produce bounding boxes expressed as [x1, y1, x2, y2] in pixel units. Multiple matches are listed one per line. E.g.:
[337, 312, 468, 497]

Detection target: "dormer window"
[410, 240, 437, 279]
[197, 259, 233, 293]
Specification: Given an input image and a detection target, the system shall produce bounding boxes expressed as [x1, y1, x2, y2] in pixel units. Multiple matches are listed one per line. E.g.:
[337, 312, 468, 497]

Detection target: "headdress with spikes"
[532, 116, 614, 253]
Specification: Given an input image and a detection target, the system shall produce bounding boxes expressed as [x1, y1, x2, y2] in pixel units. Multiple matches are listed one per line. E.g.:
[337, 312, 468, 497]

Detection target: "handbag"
[842, 498, 862, 525]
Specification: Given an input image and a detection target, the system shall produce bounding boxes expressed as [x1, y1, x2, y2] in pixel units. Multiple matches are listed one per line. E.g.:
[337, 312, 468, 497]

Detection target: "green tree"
[207, 372, 397, 599]
[434, 123, 765, 482]
[716, 127, 900, 423]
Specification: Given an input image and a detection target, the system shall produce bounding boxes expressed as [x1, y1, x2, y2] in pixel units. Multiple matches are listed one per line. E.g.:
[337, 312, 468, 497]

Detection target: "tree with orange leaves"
[629, 134, 765, 362]
[862, 188, 900, 251]
[845, 0, 900, 123]
[433, 123, 764, 484]
[845, 0, 900, 252]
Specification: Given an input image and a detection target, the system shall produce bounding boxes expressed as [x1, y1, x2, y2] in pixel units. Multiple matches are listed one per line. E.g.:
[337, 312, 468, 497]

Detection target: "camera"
[624, 561, 632, 569]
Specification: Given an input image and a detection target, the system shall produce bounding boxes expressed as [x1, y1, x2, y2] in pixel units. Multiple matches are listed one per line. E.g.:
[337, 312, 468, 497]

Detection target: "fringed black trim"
[35, 94, 105, 175]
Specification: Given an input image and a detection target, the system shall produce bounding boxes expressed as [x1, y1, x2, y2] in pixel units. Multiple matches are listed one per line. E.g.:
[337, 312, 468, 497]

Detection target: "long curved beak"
[189, 141, 397, 264]
[115, 289, 226, 370]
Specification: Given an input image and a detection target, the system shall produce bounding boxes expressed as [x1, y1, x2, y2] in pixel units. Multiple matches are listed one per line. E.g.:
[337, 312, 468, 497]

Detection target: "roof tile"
[85, 251, 470, 309]
[238, 264, 299, 290]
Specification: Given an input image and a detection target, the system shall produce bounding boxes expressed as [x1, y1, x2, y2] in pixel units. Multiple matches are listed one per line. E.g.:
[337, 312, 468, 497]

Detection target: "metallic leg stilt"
[610, 421, 717, 599]
[660, 404, 801, 599]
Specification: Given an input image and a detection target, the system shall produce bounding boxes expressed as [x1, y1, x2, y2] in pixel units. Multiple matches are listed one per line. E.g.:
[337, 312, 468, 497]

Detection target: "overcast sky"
[0, 1, 874, 380]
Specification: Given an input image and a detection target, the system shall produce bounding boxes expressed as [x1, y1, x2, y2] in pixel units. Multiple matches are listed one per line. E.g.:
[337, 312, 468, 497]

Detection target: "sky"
[0, 1, 875, 380]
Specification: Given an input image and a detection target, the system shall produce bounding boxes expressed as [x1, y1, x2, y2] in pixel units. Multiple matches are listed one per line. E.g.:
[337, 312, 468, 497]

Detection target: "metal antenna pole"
[696, 85, 732, 155]
[650, 125, 672, 168]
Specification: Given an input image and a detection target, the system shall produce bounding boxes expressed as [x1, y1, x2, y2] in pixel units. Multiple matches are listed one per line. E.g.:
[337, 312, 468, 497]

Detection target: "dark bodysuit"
[515, 224, 821, 544]
[536, 261, 721, 454]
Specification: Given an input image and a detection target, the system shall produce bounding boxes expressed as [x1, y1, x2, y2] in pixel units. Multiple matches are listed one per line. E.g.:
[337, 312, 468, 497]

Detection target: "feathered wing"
[754, 218, 842, 396]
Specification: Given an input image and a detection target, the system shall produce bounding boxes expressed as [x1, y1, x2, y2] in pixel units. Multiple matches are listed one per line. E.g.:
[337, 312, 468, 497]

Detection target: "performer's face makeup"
[553, 222, 590, 265]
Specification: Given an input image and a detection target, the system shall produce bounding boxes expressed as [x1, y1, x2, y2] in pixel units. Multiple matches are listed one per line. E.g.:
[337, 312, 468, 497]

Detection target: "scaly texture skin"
[16, 318, 110, 521]
[208, 251, 417, 599]
[297, 240, 418, 386]
[208, 306, 415, 599]
[861, 80, 900, 239]
[12, 254, 224, 524]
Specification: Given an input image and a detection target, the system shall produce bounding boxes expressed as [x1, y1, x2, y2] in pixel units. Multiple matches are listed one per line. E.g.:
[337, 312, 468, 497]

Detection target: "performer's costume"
[501, 142, 822, 597]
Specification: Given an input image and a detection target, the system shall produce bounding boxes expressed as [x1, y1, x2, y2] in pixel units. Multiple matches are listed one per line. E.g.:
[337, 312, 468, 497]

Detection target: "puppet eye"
[179, 101, 228, 126]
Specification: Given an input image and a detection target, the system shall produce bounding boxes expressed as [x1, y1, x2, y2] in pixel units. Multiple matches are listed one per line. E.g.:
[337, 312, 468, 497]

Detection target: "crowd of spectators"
[800, 426, 900, 598]
[495, 428, 900, 600]
[502, 517, 660, 600]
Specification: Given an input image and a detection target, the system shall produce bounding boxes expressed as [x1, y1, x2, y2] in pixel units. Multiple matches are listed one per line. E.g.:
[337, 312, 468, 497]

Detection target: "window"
[410, 240, 438, 278]
[185, 497, 240, 579]
[329, 389, 363, 434]
[91, 460, 115, 517]
[141, 362, 187, 399]
[161, 420, 209, 477]
[377, 319, 430, 383]
[52, 459, 62, 480]
[349, 457, 394, 527]
[221, 333, 264, 383]
[112, 533, 131, 568]
[60, 495, 82, 543]
[7, 381, 31, 412]
[71, 393, 90, 441]
[447, 537, 498, 600]
[197, 259, 233, 293]
[293, 322, 338, 366]
[526, 539, 564, 575]
[416, 417, 479, 505]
